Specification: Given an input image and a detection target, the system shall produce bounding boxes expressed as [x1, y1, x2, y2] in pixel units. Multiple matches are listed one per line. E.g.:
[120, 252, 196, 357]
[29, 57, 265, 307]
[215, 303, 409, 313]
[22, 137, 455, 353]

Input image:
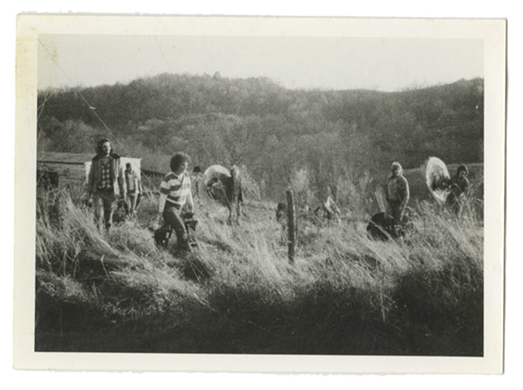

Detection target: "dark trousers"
[446, 192, 464, 216]
[386, 201, 403, 224]
[162, 204, 189, 250]
[93, 188, 116, 230]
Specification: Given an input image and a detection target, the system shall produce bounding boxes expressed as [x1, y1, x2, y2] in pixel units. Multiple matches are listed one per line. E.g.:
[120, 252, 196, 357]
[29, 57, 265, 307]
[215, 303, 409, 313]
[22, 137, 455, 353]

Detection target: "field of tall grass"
[35, 186, 483, 356]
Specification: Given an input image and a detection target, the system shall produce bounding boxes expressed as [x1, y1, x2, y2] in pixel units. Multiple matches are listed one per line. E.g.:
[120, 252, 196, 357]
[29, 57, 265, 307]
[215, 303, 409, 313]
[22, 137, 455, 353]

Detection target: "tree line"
[37, 73, 483, 203]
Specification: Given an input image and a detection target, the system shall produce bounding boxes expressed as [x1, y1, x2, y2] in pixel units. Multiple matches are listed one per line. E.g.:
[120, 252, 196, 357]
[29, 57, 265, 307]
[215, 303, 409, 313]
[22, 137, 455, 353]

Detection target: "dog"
[367, 212, 409, 240]
[112, 198, 130, 224]
[154, 212, 198, 248]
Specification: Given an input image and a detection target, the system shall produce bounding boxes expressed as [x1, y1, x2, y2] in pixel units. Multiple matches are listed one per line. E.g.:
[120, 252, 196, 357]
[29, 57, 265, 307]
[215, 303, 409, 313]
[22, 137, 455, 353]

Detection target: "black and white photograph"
[14, 15, 506, 373]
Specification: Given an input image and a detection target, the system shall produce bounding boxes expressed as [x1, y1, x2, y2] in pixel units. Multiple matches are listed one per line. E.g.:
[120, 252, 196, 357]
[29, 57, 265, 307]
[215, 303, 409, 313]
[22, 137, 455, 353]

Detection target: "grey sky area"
[38, 35, 483, 92]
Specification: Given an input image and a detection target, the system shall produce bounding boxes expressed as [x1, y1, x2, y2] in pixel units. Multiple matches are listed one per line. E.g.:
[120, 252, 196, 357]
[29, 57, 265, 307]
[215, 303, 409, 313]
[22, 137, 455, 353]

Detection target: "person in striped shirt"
[158, 152, 195, 251]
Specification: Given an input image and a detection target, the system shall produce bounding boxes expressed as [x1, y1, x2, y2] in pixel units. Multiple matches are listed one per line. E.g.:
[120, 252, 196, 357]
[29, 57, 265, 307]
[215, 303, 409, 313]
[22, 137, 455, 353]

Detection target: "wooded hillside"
[37, 74, 483, 201]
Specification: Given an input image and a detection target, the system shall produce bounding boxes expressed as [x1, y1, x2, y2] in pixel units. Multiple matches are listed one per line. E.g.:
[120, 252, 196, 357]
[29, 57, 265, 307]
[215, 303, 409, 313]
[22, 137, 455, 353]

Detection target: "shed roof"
[37, 151, 140, 164]
[37, 152, 95, 164]
[36, 152, 164, 180]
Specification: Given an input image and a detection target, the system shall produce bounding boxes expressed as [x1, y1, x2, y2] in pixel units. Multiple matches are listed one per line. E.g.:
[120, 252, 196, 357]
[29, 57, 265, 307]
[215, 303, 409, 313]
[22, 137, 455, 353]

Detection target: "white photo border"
[14, 14, 506, 373]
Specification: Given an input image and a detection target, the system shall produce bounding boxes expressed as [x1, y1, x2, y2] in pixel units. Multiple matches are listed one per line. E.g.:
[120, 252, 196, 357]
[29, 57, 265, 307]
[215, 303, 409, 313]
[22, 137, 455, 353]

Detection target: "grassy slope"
[35, 189, 483, 356]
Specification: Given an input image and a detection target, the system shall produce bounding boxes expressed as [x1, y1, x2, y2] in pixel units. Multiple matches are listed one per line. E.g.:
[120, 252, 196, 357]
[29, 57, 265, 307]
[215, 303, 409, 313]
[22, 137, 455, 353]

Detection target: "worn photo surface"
[16, 16, 505, 373]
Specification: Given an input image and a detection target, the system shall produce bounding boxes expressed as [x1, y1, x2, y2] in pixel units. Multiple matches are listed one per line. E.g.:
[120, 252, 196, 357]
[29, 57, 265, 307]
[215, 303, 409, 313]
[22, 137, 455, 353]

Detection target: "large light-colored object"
[201, 165, 231, 205]
[201, 164, 243, 224]
[202, 165, 231, 187]
[423, 156, 451, 204]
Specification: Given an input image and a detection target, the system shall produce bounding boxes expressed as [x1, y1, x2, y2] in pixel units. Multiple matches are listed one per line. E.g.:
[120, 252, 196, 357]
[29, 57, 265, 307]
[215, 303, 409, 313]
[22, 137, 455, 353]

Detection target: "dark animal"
[366, 212, 410, 240]
[182, 212, 199, 248]
[112, 198, 130, 224]
[203, 165, 243, 224]
[153, 224, 172, 248]
[154, 212, 198, 248]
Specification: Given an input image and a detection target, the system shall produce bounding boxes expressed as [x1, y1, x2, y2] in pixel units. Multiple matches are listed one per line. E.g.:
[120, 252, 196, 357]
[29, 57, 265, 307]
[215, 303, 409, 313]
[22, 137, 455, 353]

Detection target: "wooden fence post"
[286, 190, 296, 264]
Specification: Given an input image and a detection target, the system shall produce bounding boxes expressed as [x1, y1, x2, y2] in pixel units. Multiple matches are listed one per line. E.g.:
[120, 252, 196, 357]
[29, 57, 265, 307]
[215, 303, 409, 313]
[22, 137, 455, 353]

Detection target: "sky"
[38, 34, 483, 92]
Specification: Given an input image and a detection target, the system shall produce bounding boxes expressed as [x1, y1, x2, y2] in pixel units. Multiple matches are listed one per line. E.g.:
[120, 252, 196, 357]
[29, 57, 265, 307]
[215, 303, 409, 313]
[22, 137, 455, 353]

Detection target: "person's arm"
[159, 178, 169, 213]
[185, 177, 195, 213]
[117, 159, 125, 197]
[385, 181, 390, 203]
[462, 178, 470, 195]
[400, 179, 410, 217]
[158, 194, 167, 214]
[137, 172, 143, 194]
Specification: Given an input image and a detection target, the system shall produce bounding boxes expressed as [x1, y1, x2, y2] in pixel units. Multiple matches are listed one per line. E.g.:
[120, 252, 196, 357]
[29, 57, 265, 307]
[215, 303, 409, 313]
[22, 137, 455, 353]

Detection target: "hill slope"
[38, 75, 483, 201]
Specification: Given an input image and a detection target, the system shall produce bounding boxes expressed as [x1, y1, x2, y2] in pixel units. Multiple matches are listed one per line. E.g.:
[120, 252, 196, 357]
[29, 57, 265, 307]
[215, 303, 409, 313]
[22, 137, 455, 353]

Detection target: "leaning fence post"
[286, 190, 296, 264]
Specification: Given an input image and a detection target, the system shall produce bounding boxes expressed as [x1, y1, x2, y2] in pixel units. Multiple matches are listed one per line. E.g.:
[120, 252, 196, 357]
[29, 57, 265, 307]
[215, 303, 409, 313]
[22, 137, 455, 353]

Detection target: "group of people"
[86, 138, 197, 252]
[278, 160, 470, 239]
[384, 160, 470, 236]
[86, 138, 471, 251]
[86, 139, 142, 230]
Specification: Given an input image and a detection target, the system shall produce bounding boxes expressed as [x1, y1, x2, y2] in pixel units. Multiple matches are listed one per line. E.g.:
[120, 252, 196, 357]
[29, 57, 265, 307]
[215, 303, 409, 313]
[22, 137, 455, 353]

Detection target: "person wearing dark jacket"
[446, 164, 470, 216]
[86, 139, 125, 231]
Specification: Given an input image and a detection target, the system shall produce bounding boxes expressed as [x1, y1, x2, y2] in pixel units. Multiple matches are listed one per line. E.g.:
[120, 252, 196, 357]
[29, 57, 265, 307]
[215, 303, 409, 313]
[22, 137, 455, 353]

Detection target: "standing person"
[386, 161, 410, 235]
[323, 187, 341, 224]
[86, 139, 125, 231]
[446, 164, 470, 216]
[315, 187, 341, 225]
[124, 163, 142, 217]
[157, 152, 195, 252]
[191, 165, 203, 199]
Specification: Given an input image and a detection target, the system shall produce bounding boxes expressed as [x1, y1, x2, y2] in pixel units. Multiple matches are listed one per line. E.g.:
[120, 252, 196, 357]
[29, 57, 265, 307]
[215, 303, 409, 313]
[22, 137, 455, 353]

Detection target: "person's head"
[193, 165, 202, 174]
[96, 138, 111, 156]
[170, 152, 191, 174]
[391, 161, 403, 177]
[457, 164, 469, 178]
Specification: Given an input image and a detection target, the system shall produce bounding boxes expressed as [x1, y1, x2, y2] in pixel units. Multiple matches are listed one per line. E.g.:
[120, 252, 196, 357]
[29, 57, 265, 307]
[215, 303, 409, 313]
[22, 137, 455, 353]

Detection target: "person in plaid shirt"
[157, 152, 194, 251]
[87, 139, 125, 231]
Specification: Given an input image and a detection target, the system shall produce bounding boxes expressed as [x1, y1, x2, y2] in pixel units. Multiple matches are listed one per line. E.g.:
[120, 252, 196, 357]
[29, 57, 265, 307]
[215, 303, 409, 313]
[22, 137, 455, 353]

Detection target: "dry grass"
[35, 189, 483, 355]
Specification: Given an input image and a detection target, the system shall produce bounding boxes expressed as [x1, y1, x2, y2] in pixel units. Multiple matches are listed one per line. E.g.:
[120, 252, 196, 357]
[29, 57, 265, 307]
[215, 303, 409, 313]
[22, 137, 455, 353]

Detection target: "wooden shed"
[37, 151, 143, 188]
